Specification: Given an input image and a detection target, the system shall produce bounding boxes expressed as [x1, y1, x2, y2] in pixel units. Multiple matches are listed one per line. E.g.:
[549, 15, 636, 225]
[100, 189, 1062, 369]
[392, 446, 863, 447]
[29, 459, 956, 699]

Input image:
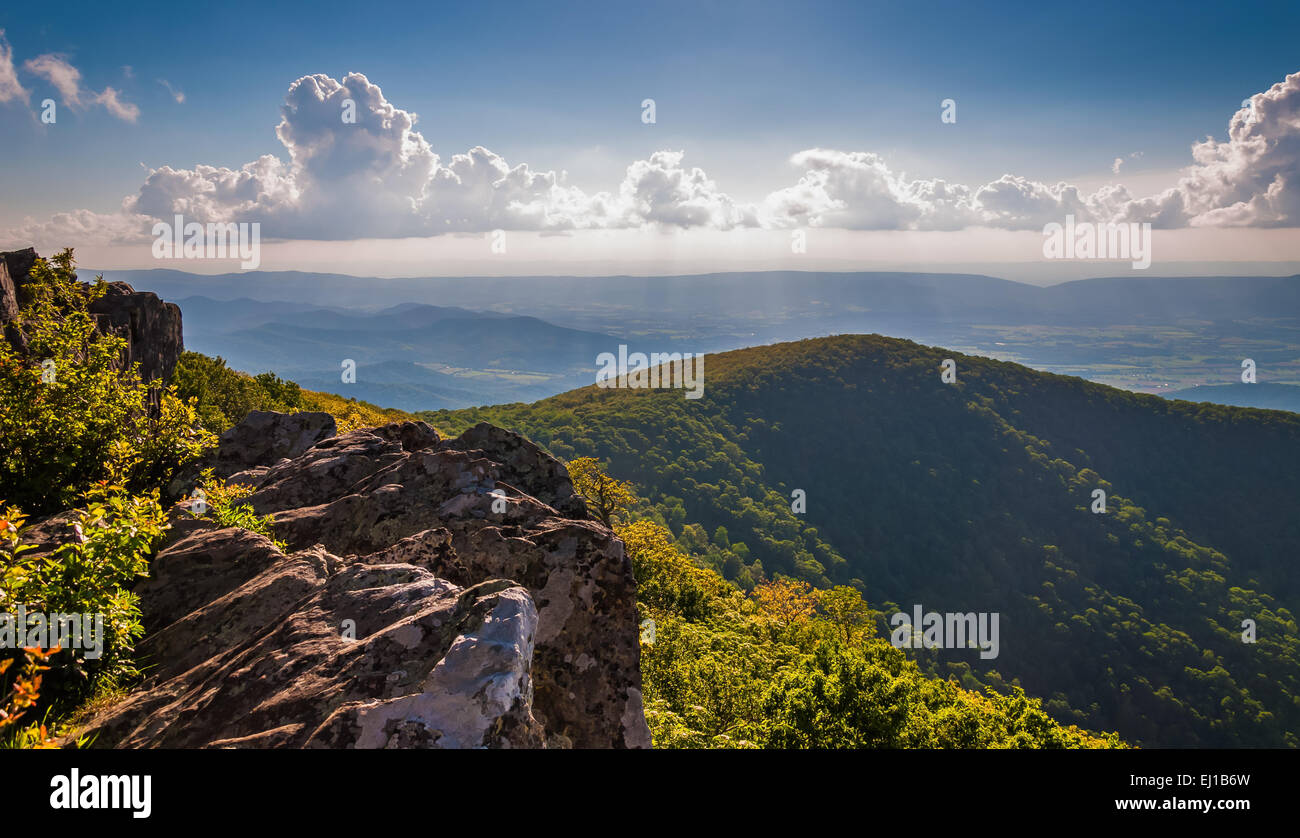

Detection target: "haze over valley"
[101, 266, 1300, 412]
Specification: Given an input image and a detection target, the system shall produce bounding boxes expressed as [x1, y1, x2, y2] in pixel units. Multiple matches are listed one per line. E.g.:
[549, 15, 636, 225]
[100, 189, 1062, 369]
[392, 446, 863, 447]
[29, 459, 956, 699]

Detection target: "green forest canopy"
[425, 335, 1300, 747]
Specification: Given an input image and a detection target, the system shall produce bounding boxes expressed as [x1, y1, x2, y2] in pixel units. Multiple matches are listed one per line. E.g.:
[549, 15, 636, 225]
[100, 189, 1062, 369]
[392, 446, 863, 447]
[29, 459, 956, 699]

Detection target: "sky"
[1, 0, 1299, 279]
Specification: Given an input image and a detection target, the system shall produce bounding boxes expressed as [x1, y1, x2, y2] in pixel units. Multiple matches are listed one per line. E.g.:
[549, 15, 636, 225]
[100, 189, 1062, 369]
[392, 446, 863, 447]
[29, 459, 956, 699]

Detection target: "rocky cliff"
[80, 411, 652, 749]
[1, 247, 183, 382]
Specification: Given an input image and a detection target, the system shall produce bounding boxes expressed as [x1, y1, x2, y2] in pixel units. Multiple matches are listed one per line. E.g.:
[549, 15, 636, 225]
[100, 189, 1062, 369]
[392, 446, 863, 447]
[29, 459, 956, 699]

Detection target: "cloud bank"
[7, 69, 1300, 247]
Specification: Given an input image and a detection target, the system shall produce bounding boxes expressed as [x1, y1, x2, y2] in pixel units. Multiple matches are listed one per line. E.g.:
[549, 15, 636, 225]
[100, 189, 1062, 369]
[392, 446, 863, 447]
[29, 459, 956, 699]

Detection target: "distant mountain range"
[101, 268, 1300, 411]
[171, 297, 631, 410]
[98, 267, 1300, 331]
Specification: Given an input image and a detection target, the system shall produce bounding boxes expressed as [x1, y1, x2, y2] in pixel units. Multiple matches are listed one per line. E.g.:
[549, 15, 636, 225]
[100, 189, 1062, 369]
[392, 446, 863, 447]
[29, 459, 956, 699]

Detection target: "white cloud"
[7, 203, 155, 247]
[158, 79, 185, 104]
[0, 30, 26, 104]
[1165, 71, 1300, 227]
[22, 53, 139, 121]
[94, 87, 139, 122]
[10, 72, 756, 244]
[758, 153, 1129, 231]
[23, 54, 85, 105]
[7, 69, 1299, 249]
[759, 149, 979, 231]
[425, 145, 592, 232]
[1112, 157, 1124, 174]
[761, 74, 1300, 231]
[975, 176, 1124, 229]
[613, 150, 756, 229]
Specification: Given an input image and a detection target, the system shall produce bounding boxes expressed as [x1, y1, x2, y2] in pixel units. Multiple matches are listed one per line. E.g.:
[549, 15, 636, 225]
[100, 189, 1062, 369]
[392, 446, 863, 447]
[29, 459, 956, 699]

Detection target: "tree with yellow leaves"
[752, 578, 818, 629]
[566, 456, 638, 528]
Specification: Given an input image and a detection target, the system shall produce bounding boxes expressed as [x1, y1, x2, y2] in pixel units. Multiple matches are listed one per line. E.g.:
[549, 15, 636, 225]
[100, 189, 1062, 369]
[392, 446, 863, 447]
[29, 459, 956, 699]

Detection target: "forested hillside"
[426, 335, 1300, 747]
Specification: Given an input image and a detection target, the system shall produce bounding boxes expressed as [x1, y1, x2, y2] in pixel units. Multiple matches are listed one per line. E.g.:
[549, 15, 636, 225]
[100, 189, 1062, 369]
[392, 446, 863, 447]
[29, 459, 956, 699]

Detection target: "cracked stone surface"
[80, 416, 651, 749]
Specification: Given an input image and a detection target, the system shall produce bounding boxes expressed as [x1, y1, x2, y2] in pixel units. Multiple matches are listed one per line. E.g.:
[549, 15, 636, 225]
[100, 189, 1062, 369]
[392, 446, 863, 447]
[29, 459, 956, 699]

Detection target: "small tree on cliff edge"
[566, 456, 637, 528]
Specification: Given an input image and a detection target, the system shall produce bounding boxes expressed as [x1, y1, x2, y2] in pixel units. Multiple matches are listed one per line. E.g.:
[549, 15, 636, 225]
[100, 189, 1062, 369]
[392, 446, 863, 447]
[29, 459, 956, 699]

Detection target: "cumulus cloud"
[9, 72, 758, 245]
[614, 150, 756, 229]
[21, 205, 156, 246]
[21, 52, 140, 121]
[760, 149, 983, 230]
[758, 152, 1132, 231]
[425, 145, 592, 232]
[1156, 72, 1300, 227]
[7, 69, 1299, 248]
[0, 30, 26, 104]
[760, 74, 1300, 231]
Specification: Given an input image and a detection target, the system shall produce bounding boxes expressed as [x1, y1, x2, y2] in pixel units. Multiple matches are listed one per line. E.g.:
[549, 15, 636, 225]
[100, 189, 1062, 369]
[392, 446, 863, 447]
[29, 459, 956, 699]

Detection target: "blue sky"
[2, 0, 1299, 275]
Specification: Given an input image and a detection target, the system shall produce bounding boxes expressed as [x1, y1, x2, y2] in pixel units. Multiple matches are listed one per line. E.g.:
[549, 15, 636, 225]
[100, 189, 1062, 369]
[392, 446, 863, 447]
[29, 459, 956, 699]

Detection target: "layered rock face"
[0, 247, 183, 382]
[82, 414, 651, 749]
[87, 280, 184, 382]
[0, 248, 37, 352]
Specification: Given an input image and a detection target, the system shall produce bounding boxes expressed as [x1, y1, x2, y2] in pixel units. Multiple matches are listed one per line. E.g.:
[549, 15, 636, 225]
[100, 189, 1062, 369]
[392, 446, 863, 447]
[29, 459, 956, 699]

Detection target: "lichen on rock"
[80, 414, 651, 749]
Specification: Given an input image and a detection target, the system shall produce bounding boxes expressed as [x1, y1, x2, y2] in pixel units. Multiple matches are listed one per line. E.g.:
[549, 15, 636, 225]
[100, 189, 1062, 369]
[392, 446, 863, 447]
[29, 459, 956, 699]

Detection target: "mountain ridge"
[424, 333, 1300, 747]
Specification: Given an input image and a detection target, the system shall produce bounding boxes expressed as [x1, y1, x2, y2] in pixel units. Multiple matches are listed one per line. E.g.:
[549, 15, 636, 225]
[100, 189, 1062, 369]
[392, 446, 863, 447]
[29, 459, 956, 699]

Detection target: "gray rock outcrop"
[80, 414, 651, 749]
[0, 247, 183, 382]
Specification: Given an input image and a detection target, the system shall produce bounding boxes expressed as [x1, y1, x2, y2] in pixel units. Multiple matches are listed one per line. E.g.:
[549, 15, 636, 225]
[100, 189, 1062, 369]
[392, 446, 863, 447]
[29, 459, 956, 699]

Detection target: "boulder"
[211, 410, 339, 476]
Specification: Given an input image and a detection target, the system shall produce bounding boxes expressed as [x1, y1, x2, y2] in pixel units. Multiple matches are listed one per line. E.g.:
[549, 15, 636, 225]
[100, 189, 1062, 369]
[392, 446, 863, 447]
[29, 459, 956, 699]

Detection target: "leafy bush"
[0, 648, 58, 748]
[619, 519, 732, 621]
[0, 250, 213, 514]
[194, 468, 285, 550]
[173, 350, 414, 434]
[172, 352, 307, 434]
[0, 482, 169, 724]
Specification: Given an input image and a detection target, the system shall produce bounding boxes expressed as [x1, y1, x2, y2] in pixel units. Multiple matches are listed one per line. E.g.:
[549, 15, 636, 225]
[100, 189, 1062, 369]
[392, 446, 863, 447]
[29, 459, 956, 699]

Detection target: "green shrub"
[0, 249, 213, 514]
[0, 648, 58, 748]
[0, 482, 169, 721]
[173, 350, 415, 434]
[195, 468, 285, 551]
[172, 352, 306, 434]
